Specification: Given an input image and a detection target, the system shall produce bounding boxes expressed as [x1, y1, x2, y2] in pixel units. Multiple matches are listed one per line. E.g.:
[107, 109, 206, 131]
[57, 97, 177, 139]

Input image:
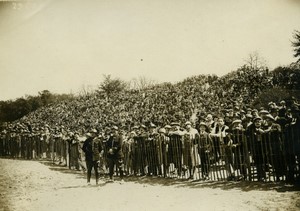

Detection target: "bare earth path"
[0, 158, 299, 211]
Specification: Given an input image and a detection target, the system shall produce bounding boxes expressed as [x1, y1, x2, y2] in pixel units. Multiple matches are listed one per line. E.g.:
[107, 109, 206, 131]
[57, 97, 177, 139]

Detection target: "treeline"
[0, 90, 74, 122]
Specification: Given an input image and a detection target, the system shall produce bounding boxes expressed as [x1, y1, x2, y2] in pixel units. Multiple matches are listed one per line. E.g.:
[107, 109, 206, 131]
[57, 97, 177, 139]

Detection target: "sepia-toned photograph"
[0, 0, 300, 210]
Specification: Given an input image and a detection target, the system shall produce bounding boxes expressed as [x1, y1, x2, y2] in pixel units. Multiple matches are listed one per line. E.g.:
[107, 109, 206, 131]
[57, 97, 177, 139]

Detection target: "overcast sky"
[0, 0, 300, 101]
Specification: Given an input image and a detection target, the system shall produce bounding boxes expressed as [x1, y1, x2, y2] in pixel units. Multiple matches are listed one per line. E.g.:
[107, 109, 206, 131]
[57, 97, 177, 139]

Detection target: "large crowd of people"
[0, 68, 300, 184]
[0, 98, 299, 184]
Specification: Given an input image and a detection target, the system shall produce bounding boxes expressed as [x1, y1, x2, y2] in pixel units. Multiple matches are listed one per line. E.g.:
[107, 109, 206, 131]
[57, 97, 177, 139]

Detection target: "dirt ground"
[0, 158, 299, 211]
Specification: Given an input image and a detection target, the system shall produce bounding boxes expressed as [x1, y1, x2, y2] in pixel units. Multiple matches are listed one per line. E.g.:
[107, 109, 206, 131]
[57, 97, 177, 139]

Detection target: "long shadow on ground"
[40, 160, 300, 193]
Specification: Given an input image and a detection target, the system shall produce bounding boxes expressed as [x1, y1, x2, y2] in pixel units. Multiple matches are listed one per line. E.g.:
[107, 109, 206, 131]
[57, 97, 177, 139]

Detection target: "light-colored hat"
[259, 110, 269, 115]
[159, 128, 166, 134]
[246, 114, 253, 118]
[91, 129, 98, 133]
[206, 114, 213, 119]
[253, 116, 262, 122]
[149, 123, 156, 128]
[265, 114, 275, 121]
[232, 119, 242, 124]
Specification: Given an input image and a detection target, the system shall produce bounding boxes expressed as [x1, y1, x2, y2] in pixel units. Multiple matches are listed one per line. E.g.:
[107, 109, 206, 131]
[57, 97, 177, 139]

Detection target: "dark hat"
[199, 122, 208, 130]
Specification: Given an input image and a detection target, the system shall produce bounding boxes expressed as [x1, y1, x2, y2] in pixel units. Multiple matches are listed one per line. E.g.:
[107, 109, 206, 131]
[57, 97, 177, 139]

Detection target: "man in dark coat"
[82, 129, 102, 185]
[106, 126, 124, 182]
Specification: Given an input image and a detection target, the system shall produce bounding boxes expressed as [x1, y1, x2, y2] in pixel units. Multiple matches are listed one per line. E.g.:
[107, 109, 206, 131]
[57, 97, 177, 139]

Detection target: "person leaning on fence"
[264, 114, 285, 181]
[106, 126, 124, 182]
[210, 117, 229, 163]
[168, 122, 184, 176]
[82, 129, 102, 185]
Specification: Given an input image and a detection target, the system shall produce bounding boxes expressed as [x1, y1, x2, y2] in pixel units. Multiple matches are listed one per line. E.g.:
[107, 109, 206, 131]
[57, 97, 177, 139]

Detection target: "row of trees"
[0, 90, 74, 122]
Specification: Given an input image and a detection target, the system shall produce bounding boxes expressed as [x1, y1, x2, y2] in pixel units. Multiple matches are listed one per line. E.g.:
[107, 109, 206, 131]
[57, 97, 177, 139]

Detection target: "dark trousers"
[86, 160, 99, 183]
[108, 157, 124, 179]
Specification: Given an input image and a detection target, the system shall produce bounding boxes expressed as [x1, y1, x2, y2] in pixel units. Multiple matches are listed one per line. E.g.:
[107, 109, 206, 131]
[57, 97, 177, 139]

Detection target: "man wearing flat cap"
[82, 129, 102, 185]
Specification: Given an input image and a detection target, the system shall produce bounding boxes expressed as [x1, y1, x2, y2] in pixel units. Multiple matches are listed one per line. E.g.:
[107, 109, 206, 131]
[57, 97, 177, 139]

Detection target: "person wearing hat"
[168, 121, 184, 177]
[230, 119, 247, 180]
[169, 122, 184, 136]
[251, 109, 259, 118]
[182, 121, 199, 179]
[131, 126, 147, 176]
[145, 123, 160, 176]
[164, 125, 172, 136]
[210, 117, 229, 163]
[246, 116, 267, 182]
[195, 122, 212, 180]
[106, 126, 124, 182]
[69, 132, 81, 171]
[82, 129, 102, 185]
[122, 131, 135, 176]
[205, 114, 214, 132]
[278, 100, 287, 119]
[184, 121, 198, 139]
[242, 114, 253, 129]
[157, 127, 170, 177]
[264, 114, 285, 181]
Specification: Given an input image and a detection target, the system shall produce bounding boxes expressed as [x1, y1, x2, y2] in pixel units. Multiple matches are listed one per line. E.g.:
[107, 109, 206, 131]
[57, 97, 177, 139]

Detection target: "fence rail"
[0, 126, 299, 183]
